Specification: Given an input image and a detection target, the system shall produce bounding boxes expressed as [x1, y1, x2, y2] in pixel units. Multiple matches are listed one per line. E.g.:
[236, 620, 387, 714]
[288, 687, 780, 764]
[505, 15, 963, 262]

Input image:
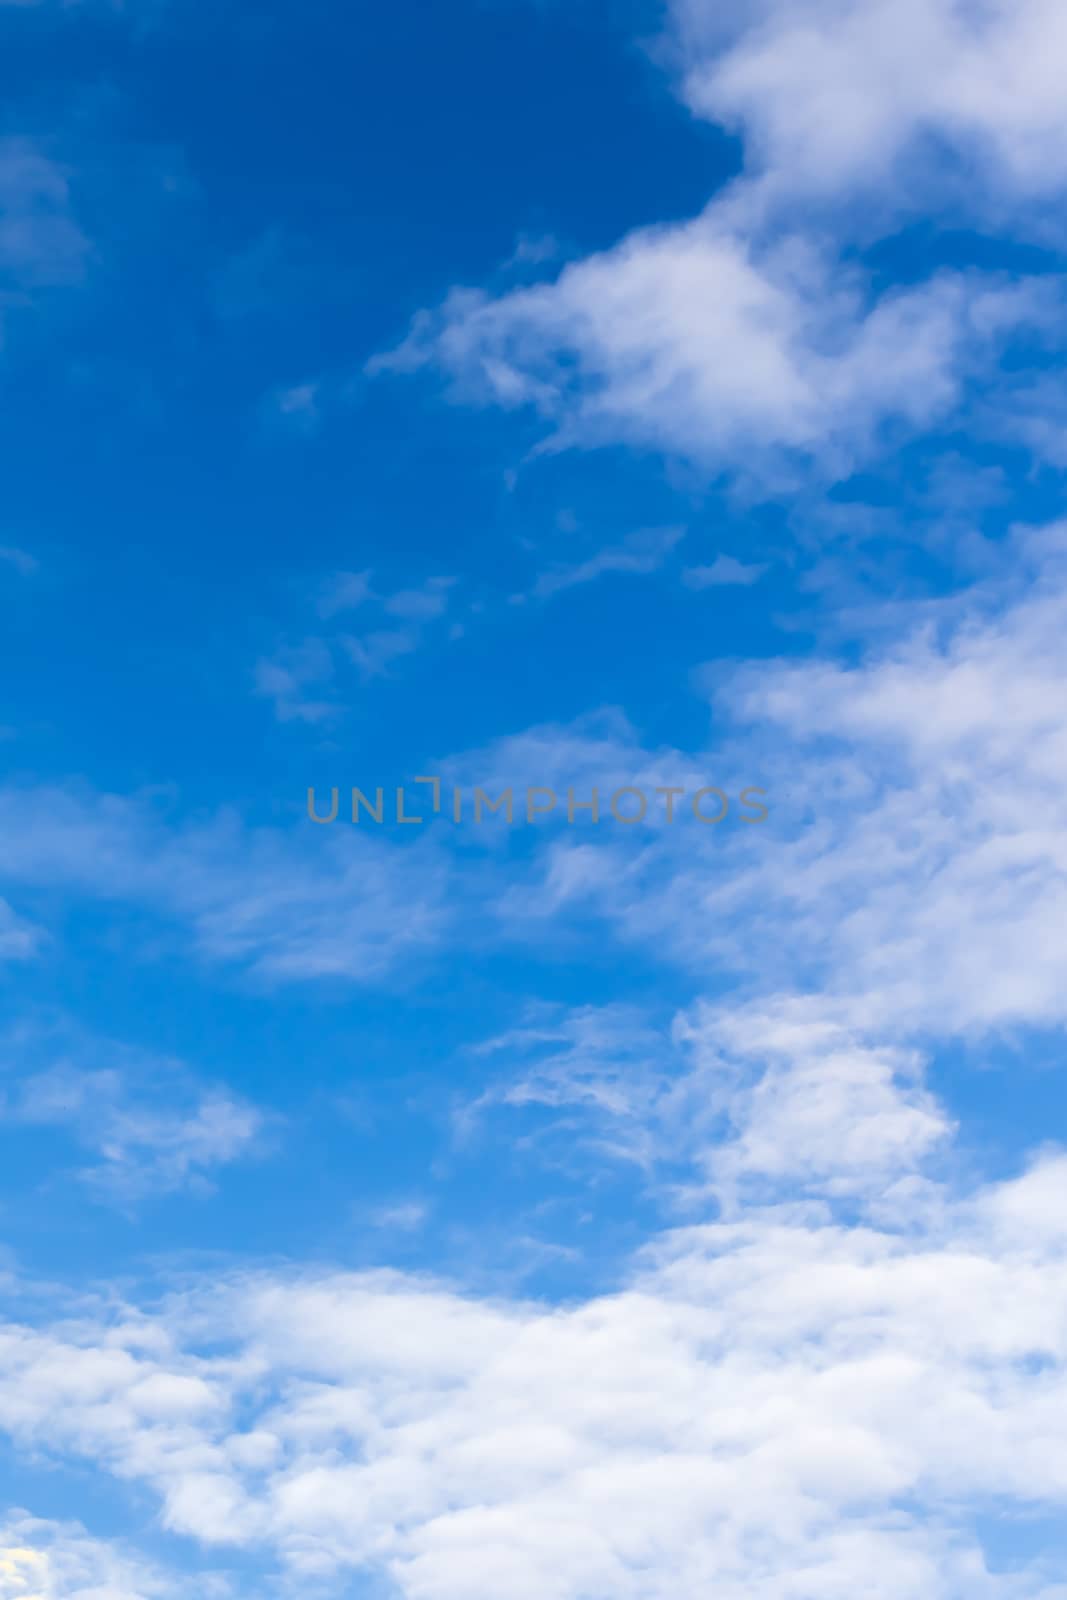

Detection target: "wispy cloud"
[671, 0, 1067, 225]
[317, 568, 373, 619]
[11, 1069, 264, 1206]
[0, 783, 454, 984]
[0, 899, 42, 962]
[260, 572, 460, 716]
[341, 626, 421, 679]
[0, 547, 37, 578]
[254, 638, 337, 724]
[0, 139, 88, 292]
[264, 381, 321, 433]
[504, 232, 560, 269]
[383, 576, 455, 621]
[521, 525, 685, 602]
[477, 522, 1067, 1042]
[683, 554, 767, 588]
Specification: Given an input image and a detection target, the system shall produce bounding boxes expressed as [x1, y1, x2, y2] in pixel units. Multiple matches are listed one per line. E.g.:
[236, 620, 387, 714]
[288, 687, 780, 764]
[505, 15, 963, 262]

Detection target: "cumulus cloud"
[2, 517, 1067, 1600]
[369, 0, 1067, 482]
[3, 538, 1067, 1596]
[670, 0, 1067, 222]
[0, 1085, 1066, 1598]
[9, 5, 1067, 1598]
[472, 995, 952, 1211]
[0, 1513, 183, 1599]
[374, 221, 1061, 479]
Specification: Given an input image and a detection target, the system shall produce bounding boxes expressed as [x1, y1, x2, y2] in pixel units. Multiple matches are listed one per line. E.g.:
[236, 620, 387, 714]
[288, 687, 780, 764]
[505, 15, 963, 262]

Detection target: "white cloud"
[316, 568, 373, 619]
[0, 1513, 184, 1599]
[6, 607, 1067, 1589]
[2, 534, 1067, 1597]
[1, 1095, 1067, 1598]
[0, 899, 42, 962]
[0, 10, 1060, 1598]
[471, 994, 952, 1211]
[505, 233, 561, 269]
[683, 554, 767, 588]
[260, 572, 460, 718]
[698, 522, 1067, 1034]
[369, 0, 1067, 482]
[6, 1055, 264, 1204]
[0, 139, 88, 293]
[523, 526, 685, 602]
[466, 524, 1067, 1042]
[465, 1002, 679, 1171]
[341, 575, 457, 677]
[370, 1200, 429, 1232]
[988, 374, 1067, 469]
[677, 997, 952, 1207]
[670, 0, 1067, 221]
[254, 637, 337, 724]
[0, 783, 452, 984]
[13, 515, 1067, 1018]
[374, 221, 1060, 478]
[0, 548, 37, 578]
[342, 626, 420, 678]
[384, 577, 455, 622]
[266, 382, 321, 432]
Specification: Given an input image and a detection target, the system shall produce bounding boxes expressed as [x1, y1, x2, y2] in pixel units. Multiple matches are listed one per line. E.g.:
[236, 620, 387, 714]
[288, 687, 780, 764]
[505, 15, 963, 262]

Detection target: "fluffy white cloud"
[702, 521, 1067, 1033]
[5, 685, 1067, 1597]
[474, 994, 952, 1207]
[470, 523, 1067, 1040]
[0, 1075, 1065, 1598]
[371, 0, 1067, 478]
[671, 0, 1067, 219]
[4, 534, 1067, 1589]
[374, 217, 1061, 477]
[0, 1514, 185, 1599]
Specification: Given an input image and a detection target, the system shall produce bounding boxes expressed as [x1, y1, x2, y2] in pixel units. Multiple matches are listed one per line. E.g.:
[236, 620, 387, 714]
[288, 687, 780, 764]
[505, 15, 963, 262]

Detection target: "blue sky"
[3, 1, 1067, 1596]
